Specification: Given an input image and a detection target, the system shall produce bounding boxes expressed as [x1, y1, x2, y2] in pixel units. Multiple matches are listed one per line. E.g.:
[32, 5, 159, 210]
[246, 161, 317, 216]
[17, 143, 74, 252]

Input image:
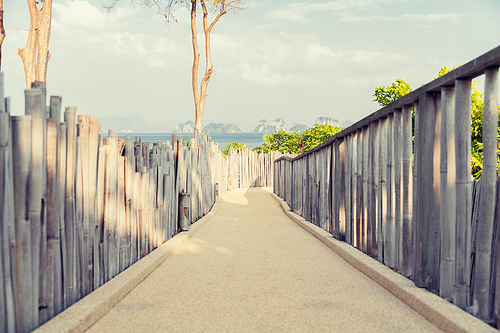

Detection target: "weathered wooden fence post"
[179, 192, 190, 231]
[378, 117, 387, 263]
[345, 134, 352, 245]
[12, 115, 34, 333]
[386, 114, 394, 267]
[368, 124, 379, 256]
[415, 91, 442, 292]
[44, 118, 59, 324]
[474, 67, 499, 319]
[0, 94, 18, 332]
[439, 86, 456, 300]
[401, 105, 413, 277]
[393, 110, 403, 269]
[454, 79, 472, 309]
[362, 126, 369, 253]
[64, 106, 77, 306]
[25, 88, 45, 326]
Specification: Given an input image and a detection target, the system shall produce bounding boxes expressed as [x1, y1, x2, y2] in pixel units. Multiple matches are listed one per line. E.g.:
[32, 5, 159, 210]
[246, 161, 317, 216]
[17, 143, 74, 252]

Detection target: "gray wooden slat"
[414, 91, 442, 293]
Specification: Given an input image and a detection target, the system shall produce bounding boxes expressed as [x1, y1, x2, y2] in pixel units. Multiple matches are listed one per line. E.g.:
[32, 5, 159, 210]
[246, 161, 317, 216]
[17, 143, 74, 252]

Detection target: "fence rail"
[0, 73, 283, 332]
[274, 45, 500, 325]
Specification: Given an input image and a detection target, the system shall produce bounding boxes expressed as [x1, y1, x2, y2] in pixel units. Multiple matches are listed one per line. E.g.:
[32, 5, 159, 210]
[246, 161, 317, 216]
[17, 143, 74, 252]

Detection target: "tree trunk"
[190, 1, 201, 131]
[35, 0, 53, 83]
[0, 1, 6, 71]
[193, 0, 227, 132]
[18, 0, 52, 89]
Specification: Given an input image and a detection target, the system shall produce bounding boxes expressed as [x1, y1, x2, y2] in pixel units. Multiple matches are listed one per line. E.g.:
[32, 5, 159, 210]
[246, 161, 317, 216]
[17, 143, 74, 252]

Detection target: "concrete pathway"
[86, 187, 442, 333]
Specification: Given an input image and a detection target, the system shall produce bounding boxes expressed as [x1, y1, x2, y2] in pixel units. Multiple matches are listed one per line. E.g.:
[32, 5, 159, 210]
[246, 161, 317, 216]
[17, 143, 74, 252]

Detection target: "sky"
[2, 0, 500, 131]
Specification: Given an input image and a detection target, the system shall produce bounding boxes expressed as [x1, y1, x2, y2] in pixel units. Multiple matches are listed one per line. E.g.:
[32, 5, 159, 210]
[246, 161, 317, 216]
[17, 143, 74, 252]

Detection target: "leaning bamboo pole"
[64, 107, 77, 306]
[104, 132, 118, 281]
[125, 136, 134, 268]
[96, 142, 106, 288]
[454, 79, 472, 309]
[118, 156, 127, 272]
[87, 116, 99, 293]
[57, 122, 68, 310]
[12, 115, 34, 333]
[25, 89, 44, 326]
[43, 118, 58, 324]
[474, 67, 499, 319]
[132, 172, 140, 262]
[140, 167, 149, 258]
[2, 111, 18, 333]
[78, 121, 91, 297]
[74, 123, 84, 301]
[48, 97, 64, 315]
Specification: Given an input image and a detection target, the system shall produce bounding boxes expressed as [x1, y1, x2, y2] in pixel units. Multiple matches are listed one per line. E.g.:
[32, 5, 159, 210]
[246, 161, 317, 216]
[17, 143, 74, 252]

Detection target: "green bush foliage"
[253, 124, 343, 155]
[373, 67, 500, 179]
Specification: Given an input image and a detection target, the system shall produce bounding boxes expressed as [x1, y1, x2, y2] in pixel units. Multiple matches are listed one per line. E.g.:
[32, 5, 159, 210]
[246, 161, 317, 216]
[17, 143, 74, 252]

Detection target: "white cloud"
[264, 0, 399, 22]
[401, 13, 461, 21]
[339, 16, 374, 22]
[264, 9, 308, 23]
[306, 43, 336, 61]
[240, 63, 281, 85]
[340, 13, 461, 23]
[53, 0, 107, 28]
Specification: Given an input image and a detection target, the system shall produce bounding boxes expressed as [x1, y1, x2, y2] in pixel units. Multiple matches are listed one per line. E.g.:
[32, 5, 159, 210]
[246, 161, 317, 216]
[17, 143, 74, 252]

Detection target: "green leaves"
[220, 141, 247, 157]
[252, 124, 343, 155]
[373, 78, 412, 107]
[374, 66, 500, 179]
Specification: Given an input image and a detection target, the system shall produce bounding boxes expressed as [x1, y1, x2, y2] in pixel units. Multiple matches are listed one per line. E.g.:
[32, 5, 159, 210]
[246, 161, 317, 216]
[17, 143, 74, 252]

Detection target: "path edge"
[271, 192, 495, 333]
[34, 197, 224, 333]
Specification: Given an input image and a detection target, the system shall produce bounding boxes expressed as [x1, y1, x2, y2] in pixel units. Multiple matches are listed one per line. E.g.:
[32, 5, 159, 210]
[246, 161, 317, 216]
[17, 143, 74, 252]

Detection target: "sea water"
[111, 132, 269, 149]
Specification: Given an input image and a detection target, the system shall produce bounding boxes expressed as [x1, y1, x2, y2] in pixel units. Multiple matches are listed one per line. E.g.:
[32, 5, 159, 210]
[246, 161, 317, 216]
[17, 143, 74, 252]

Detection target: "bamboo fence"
[274, 46, 500, 326]
[0, 73, 280, 332]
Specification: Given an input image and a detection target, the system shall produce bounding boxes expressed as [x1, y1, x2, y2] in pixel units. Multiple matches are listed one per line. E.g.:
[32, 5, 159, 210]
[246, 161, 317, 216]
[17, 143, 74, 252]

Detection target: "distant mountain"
[232, 120, 254, 133]
[315, 116, 341, 127]
[99, 112, 178, 133]
[341, 120, 354, 128]
[253, 118, 286, 133]
[174, 120, 195, 133]
[289, 123, 308, 132]
[203, 123, 242, 133]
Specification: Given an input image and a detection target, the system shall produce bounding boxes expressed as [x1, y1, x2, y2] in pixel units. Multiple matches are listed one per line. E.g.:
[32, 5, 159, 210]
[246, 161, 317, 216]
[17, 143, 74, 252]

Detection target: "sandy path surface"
[86, 187, 441, 333]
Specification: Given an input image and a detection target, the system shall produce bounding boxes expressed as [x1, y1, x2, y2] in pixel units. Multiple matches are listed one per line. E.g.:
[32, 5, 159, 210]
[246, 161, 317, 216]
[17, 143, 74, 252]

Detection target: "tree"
[107, 0, 245, 131]
[191, 0, 244, 131]
[0, 0, 5, 70]
[220, 141, 247, 157]
[373, 78, 412, 107]
[18, 0, 53, 88]
[253, 124, 343, 155]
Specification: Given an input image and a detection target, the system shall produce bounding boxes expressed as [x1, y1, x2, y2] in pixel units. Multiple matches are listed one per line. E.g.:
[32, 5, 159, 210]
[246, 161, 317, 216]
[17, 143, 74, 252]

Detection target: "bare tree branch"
[104, 0, 246, 131]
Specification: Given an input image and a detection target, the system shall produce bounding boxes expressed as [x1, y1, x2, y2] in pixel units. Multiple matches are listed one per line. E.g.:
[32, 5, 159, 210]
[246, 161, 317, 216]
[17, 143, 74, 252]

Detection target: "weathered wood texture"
[273, 47, 500, 325]
[0, 74, 280, 331]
